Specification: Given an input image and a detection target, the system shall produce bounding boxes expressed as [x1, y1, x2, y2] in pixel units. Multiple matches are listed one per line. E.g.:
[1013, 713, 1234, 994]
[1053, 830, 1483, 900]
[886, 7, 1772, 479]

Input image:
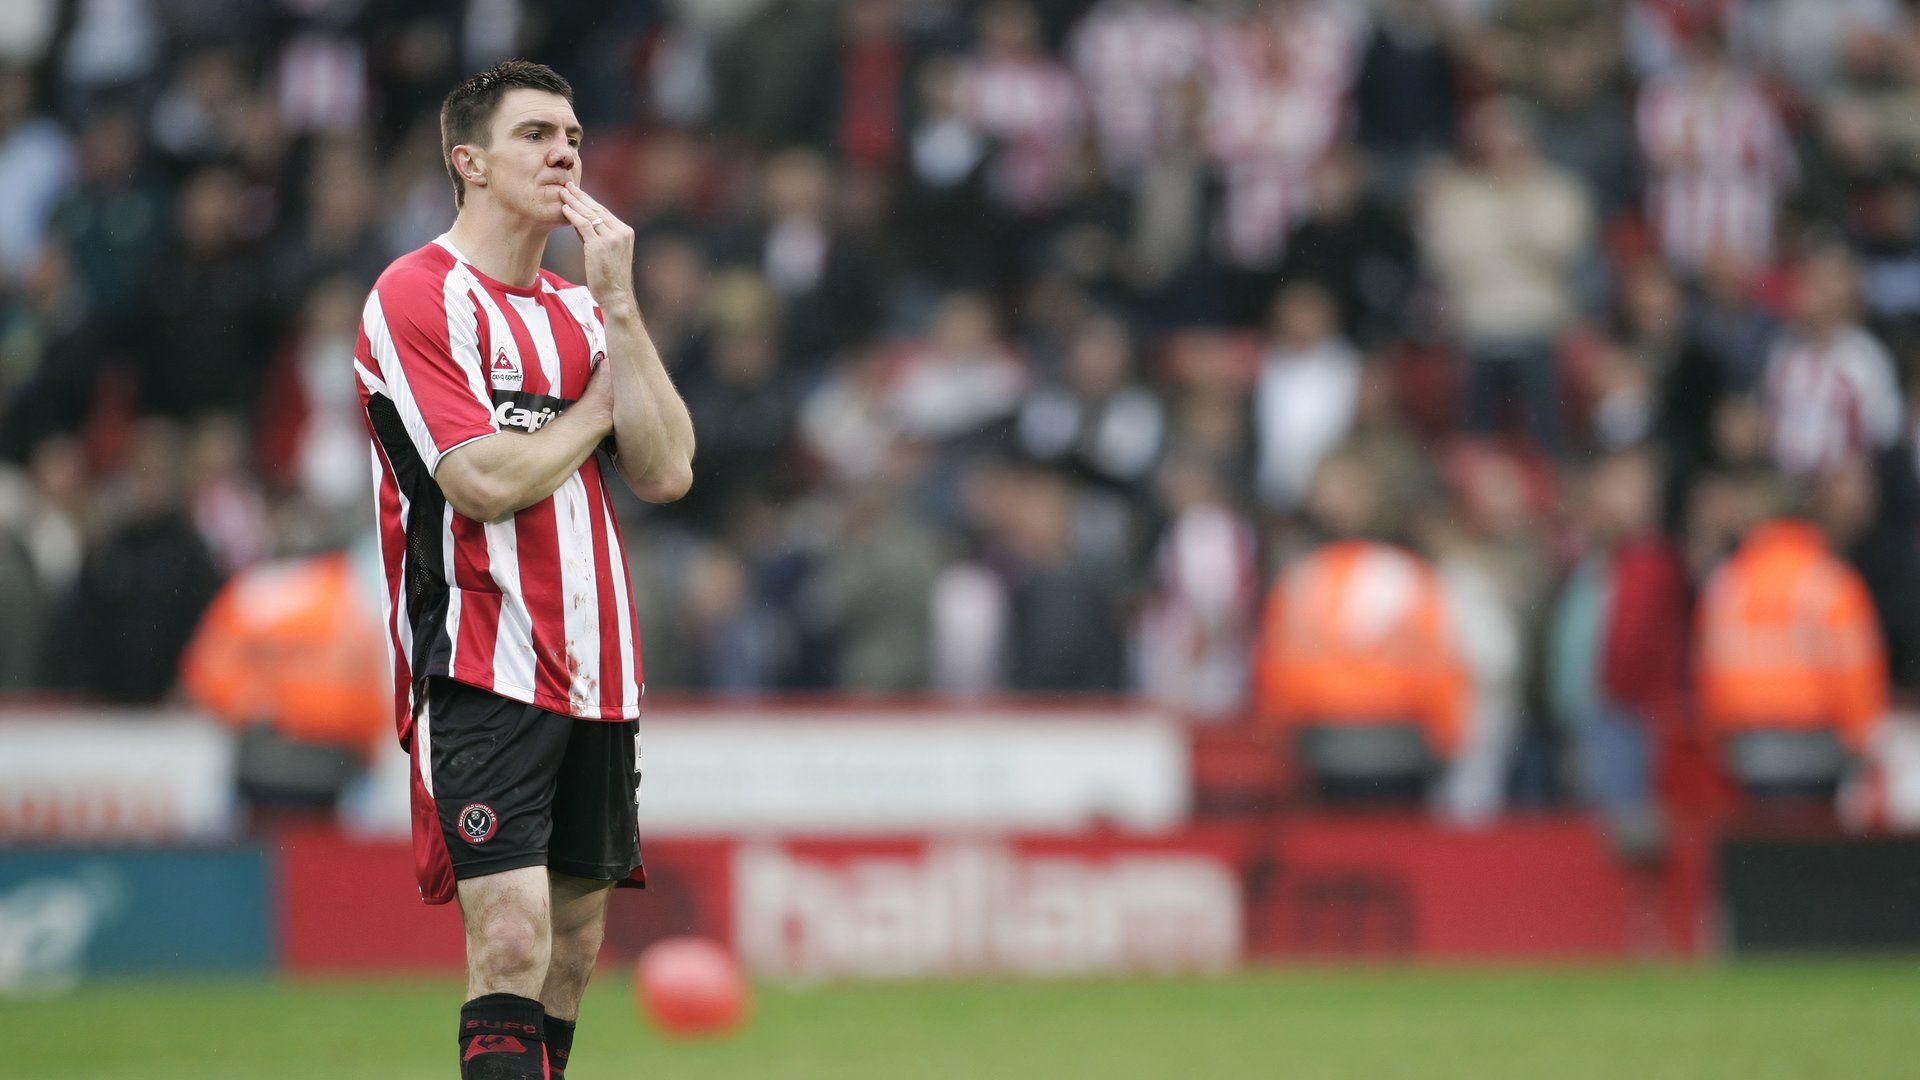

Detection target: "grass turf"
[10, 962, 1917, 1079]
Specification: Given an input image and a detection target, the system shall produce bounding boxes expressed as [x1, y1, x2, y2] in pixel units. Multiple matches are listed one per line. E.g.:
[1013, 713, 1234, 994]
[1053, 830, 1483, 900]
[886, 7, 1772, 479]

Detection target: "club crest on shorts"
[457, 803, 499, 844]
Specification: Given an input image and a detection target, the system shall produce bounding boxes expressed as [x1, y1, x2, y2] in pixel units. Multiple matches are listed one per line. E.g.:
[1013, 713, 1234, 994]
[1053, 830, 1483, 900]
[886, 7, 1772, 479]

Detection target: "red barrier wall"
[276, 816, 1707, 975]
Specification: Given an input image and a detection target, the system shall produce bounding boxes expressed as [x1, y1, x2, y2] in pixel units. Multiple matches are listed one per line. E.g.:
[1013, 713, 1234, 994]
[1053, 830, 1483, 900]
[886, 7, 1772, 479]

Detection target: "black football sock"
[543, 1014, 577, 1078]
[459, 993, 547, 1079]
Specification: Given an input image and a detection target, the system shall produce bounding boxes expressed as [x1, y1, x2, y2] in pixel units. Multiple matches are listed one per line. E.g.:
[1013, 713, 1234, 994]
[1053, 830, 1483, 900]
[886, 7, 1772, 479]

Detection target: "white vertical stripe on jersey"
[416, 691, 434, 797]
[506, 293, 564, 394]
[440, 265, 493, 407]
[553, 473, 602, 711]
[485, 516, 538, 695]
[598, 492, 640, 711]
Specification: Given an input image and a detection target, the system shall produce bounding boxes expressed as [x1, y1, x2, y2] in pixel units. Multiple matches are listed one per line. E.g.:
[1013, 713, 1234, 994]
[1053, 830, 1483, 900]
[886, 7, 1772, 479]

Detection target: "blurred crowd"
[2, 0, 1920, 817]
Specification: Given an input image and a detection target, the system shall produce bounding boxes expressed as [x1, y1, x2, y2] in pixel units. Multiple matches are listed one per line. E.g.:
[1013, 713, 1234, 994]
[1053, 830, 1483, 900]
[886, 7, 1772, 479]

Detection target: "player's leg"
[540, 872, 615, 1076]
[453, 868, 552, 1079]
[540, 716, 644, 1077]
[422, 678, 573, 1079]
[460, 867, 554, 1000]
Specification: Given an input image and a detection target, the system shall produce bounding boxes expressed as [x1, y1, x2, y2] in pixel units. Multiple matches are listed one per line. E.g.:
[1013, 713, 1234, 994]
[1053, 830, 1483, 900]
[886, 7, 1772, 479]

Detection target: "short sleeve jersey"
[356, 236, 643, 748]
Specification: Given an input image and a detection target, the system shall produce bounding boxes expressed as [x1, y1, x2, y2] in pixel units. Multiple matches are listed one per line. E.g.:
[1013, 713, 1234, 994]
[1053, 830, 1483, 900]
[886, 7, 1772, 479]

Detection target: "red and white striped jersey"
[355, 236, 644, 750]
[1764, 325, 1903, 476]
[1068, 0, 1210, 176]
[955, 54, 1087, 213]
[1198, 2, 1353, 268]
[1637, 67, 1795, 270]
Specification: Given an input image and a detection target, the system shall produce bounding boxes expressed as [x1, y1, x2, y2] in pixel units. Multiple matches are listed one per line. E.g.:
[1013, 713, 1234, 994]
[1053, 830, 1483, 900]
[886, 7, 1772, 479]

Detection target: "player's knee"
[474, 908, 547, 975]
[552, 917, 604, 961]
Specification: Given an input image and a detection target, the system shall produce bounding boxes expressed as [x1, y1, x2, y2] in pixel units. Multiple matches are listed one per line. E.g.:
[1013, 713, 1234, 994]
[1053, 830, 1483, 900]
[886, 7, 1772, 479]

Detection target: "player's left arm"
[559, 182, 696, 504]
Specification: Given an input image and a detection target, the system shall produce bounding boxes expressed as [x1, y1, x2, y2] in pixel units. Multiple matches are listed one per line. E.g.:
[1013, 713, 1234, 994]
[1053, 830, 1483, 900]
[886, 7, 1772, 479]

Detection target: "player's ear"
[453, 145, 486, 189]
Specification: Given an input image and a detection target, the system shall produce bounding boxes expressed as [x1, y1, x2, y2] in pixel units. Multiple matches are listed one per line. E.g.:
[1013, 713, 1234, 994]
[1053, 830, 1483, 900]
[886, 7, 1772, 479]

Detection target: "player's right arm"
[435, 366, 612, 522]
[362, 261, 613, 524]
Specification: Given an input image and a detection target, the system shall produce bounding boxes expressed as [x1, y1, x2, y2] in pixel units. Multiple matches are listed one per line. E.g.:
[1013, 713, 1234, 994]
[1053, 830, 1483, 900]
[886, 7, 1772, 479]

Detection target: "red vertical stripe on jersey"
[450, 514, 502, 686]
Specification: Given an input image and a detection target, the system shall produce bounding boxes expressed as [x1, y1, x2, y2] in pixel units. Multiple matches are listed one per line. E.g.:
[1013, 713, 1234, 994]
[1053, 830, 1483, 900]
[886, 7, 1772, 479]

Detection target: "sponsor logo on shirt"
[490, 347, 522, 390]
[494, 399, 559, 433]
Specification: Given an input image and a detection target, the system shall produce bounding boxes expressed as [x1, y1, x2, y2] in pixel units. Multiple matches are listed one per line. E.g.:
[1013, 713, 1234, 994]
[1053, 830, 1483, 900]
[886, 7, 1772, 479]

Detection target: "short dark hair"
[440, 59, 574, 209]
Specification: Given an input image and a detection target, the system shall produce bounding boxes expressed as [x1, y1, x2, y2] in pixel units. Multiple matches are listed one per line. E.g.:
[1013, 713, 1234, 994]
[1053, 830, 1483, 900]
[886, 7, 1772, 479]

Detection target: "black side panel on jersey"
[367, 393, 455, 684]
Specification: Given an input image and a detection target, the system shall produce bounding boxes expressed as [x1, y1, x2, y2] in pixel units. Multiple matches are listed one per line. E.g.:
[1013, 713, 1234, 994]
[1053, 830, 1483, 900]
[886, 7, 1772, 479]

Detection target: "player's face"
[480, 88, 582, 226]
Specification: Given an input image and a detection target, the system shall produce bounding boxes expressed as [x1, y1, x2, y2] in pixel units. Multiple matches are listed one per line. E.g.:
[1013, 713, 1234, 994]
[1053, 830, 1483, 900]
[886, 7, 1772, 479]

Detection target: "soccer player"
[353, 60, 694, 1079]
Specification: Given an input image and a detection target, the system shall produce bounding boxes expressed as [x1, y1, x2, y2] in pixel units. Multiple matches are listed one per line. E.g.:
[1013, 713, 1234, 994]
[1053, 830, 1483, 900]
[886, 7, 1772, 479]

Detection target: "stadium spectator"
[179, 540, 389, 816]
[1275, 148, 1419, 349]
[42, 421, 222, 702]
[1254, 452, 1469, 802]
[806, 447, 951, 694]
[1017, 312, 1165, 490]
[1253, 281, 1362, 513]
[1421, 97, 1593, 454]
[1809, 453, 1920, 692]
[1354, 0, 1461, 196]
[721, 147, 880, 374]
[672, 275, 797, 532]
[1204, 0, 1354, 314]
[1137, 452, 1258, 718]
[1635, 20, 1795, 273]
[1547, 447, 1690, 850]
[1763, 247, 1902, 477]
[996, 465, 1130, 692]
[0, 66, 72, 288]
[1695, 472, 1888, 800]
[1415, 490, 1523, 824]
[1068, 0, 1209, 182]
[956, 0, 1088, 220]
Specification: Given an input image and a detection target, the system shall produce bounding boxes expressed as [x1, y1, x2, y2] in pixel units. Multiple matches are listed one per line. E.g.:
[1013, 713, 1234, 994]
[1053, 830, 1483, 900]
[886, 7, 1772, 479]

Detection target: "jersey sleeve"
[360, 274, 497, 474]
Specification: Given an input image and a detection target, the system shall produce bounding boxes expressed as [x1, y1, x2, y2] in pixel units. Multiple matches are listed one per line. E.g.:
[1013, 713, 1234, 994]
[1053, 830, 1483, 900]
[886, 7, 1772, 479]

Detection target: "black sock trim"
[544, 1014, 576, 1068]
[459, 993, 546, 1046]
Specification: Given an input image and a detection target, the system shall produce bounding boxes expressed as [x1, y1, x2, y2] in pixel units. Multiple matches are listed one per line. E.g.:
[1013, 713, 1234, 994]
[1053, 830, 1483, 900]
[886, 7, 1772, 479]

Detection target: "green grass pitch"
[11, 962, 1917, 1079]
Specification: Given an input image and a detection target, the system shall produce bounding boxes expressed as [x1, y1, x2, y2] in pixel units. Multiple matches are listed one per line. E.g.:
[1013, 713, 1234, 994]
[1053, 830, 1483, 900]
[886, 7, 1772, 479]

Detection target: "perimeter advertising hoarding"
[0, 848, 272, 994]
[279, 818, 1677, 977]
[0, 713, 237, 843]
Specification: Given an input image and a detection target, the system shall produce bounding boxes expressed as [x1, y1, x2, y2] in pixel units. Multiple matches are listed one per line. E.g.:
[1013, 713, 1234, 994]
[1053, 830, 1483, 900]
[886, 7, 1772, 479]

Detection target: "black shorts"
[420, 676, 642, 883]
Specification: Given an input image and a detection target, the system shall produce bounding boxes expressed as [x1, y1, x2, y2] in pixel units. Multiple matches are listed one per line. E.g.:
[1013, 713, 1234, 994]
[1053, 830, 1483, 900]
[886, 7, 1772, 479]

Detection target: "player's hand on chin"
[558, 182, 637, 314]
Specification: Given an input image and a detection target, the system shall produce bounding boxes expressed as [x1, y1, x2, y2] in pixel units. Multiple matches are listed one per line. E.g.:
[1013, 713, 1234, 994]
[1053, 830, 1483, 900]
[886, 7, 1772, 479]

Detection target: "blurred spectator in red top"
[1549, 447, 1690, 850]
